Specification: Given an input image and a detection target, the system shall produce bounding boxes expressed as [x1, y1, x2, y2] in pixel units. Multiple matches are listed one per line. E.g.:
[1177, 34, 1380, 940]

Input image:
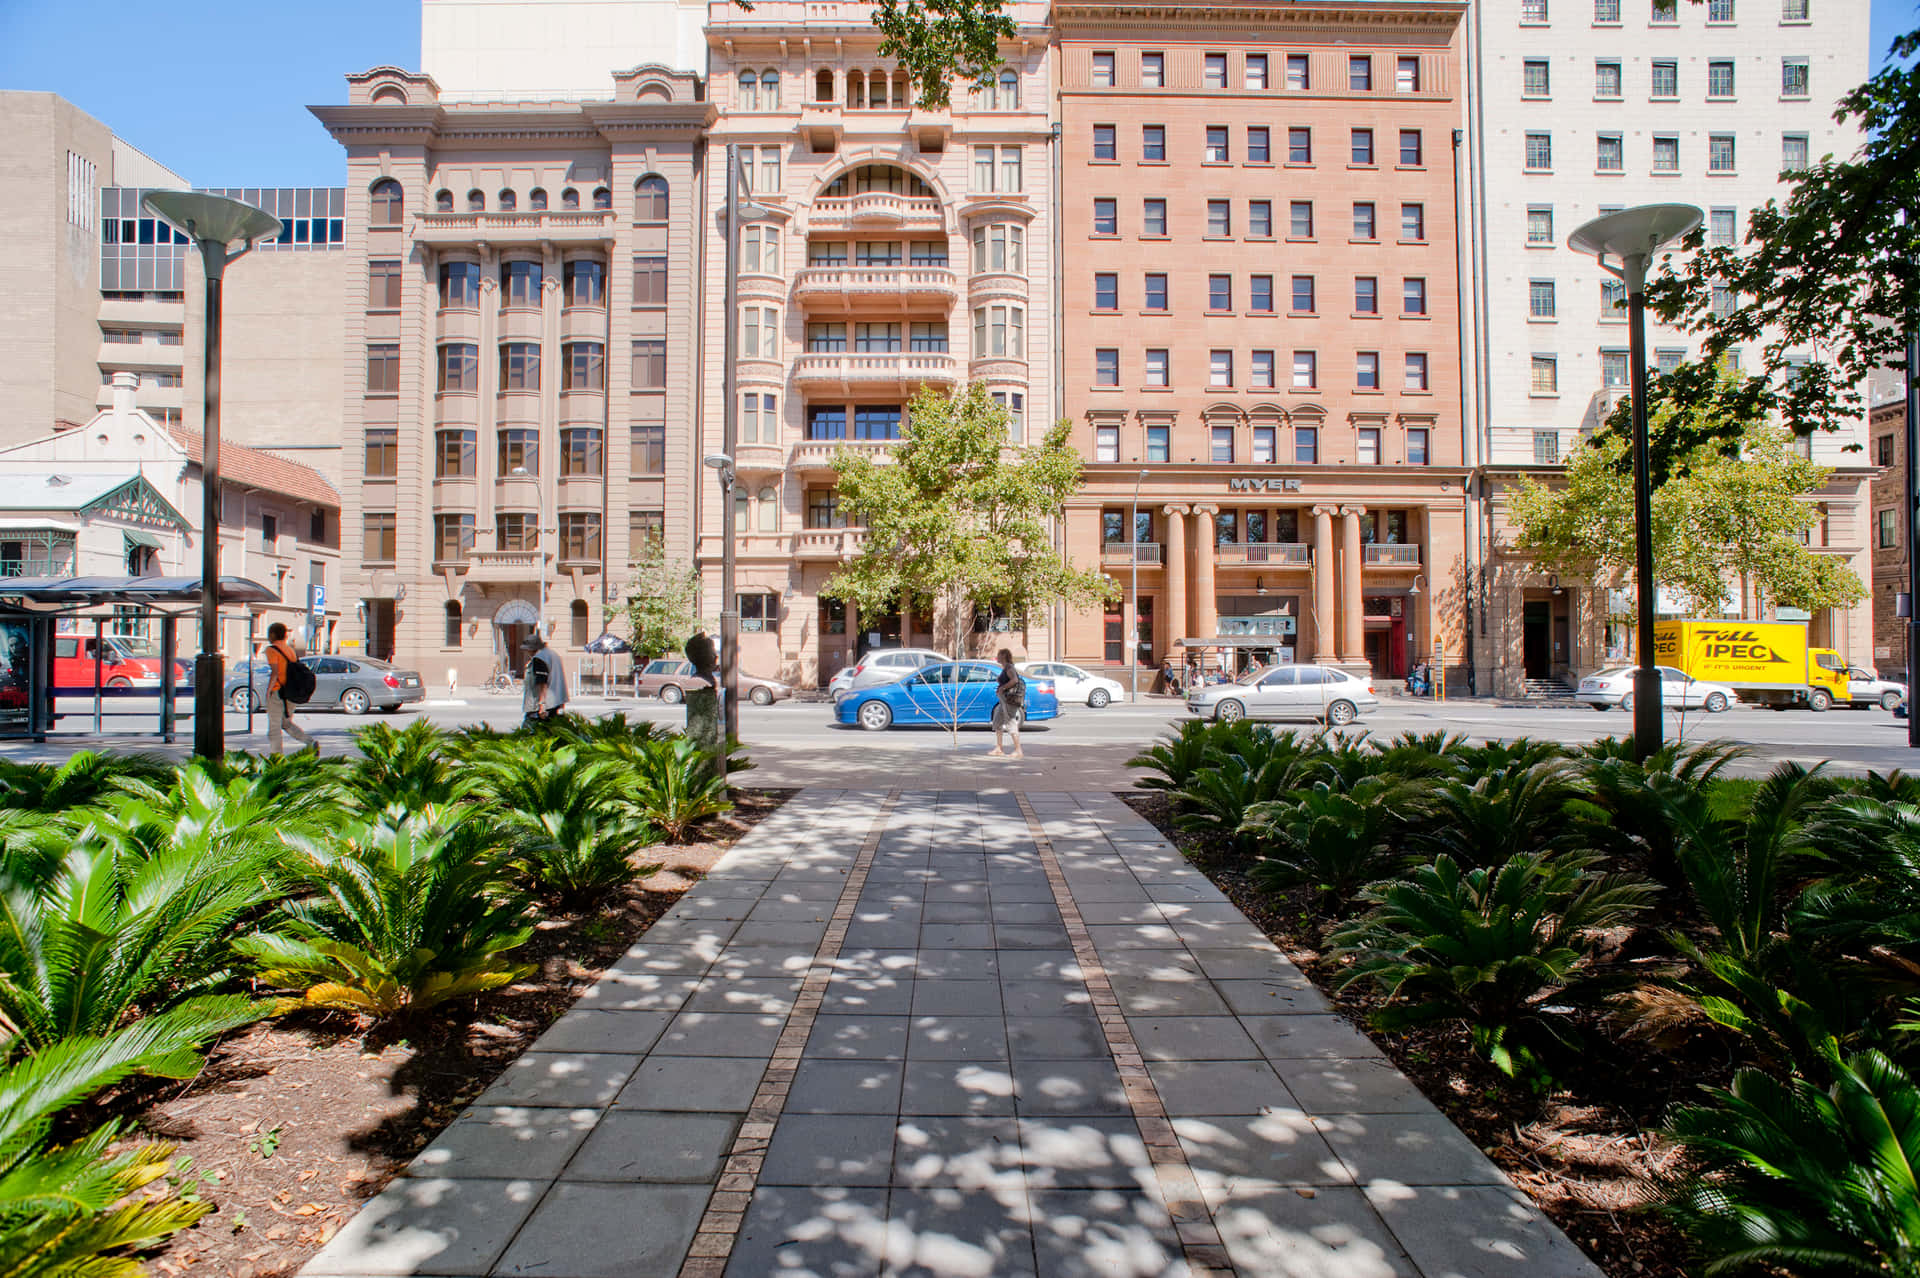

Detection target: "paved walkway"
[301, 788, 1601, 1278]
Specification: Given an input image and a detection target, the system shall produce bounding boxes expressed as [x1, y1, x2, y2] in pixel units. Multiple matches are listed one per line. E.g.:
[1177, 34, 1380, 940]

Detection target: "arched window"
[762, 70, 780, 108]
[815, 69, 834, 103]
[370, 178, 403, 226]
[591, 186, 611, 210]
[435, 189, 454, 213]
[371, 85, 407, 104]
[846, 69, 866, 109]
[497, 189, 517, 211]
[738, 69, 758, 111]
[445, 600, 463, 647]
[529, 188, 547, 211]
[822, 164, 932, 197]
[999, 69, 1019, 109]
[466, 189, 486, 212]
[893, 71, 911, 107]
[561, 187, 580, 210]
[758, 486, 778, 532]
[571, 599, 589, 647]
[634, 176, 668, 221]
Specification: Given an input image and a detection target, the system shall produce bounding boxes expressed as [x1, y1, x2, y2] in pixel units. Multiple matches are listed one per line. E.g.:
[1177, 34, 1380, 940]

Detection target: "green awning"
[123, 530, 164, 550]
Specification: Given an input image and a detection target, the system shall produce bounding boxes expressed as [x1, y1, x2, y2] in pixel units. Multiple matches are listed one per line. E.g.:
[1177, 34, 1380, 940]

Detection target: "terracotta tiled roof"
[163, 427, 339, 510]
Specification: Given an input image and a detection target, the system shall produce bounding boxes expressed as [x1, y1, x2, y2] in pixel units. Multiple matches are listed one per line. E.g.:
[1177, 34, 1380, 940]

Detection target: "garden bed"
[111, 787, 793, 1278]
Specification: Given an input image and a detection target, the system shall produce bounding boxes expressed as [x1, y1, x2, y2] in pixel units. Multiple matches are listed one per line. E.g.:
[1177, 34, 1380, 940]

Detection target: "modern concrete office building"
[1465, 0, 1876, 694]
[1055, 0, 1471, 687]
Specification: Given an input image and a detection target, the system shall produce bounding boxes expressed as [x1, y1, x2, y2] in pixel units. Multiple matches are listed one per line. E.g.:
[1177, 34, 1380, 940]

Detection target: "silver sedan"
[1186, 664, 1378, 727]
[1576, 665, 1735, 713]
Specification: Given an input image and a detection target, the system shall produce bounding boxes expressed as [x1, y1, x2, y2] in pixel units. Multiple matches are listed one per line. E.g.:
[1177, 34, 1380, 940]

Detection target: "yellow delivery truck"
[1652, 619, 1849, 711]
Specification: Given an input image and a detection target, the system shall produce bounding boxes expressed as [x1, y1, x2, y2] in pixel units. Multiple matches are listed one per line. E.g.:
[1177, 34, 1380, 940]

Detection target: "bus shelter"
[0, 575, 279, 743]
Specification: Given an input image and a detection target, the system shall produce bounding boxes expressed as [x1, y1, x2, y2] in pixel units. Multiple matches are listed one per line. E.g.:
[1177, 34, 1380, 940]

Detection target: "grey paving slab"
[1006, 1011, 1108, 1060]
[406, 1108, 601, 1181]
[560, 1110, 739, 1183]
[1210, 1183, 1418, 1278]
[301, 1177, 542, 1276]
[614, 1054, 765, 1112]
[1009, 1058, 1131, 1116]
[1146, 1059, 1297, 1117]
[901, 1060, 1019, 1116]
[708, 943, 816, 978]
[759, 1113, 899, 1186]
[726, 1186, 889, 1278]
[823, 977, 916, 1015]
[908, 1014, 1010, 1062]
[1173, 1113, 1354, 1195]
[654, 1009, 788, 1056]
[1364, 1184, 1608, 1278]
[993, 949, 1086, 981]
[1242, 1013, 1387, 1061]
[1212, 977, 1332, 1016]
[1279, 1058, 1443, 1116]
[1027, 1189, 1184, 1278]
[1017, 1117, 1154, 1190]
[1318, 1112, 1513, 1187]
[682, 974, 804, 1015]
[481, 1053, 641, 1109]
[493, 1182, 710, 1277]
[787, 1059, 906, 1113]
[914, 949, 1000, 979]
[1001, 979, 1095, 1018]
[910, 978, 1004, 1016]
[920, 922, 996, 949]
[884, 1185, 1039, 1278]
[808, 1014, 913, 1060]
[891, 1115, 1024, 1189]
[1128, 1015, 1263, 1062]
[572, 971, 702, 1012]
[528, 1010, 671, 1055]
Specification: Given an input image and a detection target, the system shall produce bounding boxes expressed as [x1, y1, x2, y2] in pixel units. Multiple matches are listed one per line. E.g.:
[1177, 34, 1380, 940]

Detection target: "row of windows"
[1525, 346, 1716, 397]
[372, 259, 610, 309]
[99, 369, 182, 387]
[1522, 0, 1811, 23]
[1102, 508, 1419, 545]
[805, 322, 950, 352]
[1524, 131, 1752, 174]
[1089, 197, 1425, 243]
[392, 511, 605, 564]
[421, 424, 670, 479]
[1092, 348, 1431, 392]
[1525, 205, 1745, 248]
[1094, 422, 1428, 468]
[1091, 273, 1428, 317]
[1527, 55, 1811, 100]
[367, 175, 670, 226]
[364, 341, 611, 393]
[1088, 49, 1422, 94]
[1091, 123, 1430, 168]
[100, 327, 182, 345]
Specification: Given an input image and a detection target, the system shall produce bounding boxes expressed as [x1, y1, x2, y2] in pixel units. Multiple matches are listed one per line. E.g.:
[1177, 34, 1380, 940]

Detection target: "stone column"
[1162, 504, 1189, 654]
[1311, 505, 1337, 661]
[1190, 505, 1219, 658]
[1340, 506, 1367, 662]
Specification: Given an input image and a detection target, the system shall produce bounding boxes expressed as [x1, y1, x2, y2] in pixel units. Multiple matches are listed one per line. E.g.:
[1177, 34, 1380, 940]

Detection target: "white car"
[1018, 661, 1126, 708]
[1576, 665, 1736, 713]
[1185, 664, 1377, 727]
[829, 647, 948, 699]
[1845, 665, 1906, 711]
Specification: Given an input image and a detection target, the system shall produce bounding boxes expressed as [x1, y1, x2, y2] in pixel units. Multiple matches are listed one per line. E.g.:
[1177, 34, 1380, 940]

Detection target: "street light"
[1129, 468, 1148, 703]
[703, 452, 735, 784]
[510, 465, 545, 647]
[1569, 203, 1702, 761]
[142, 190, 281, 760]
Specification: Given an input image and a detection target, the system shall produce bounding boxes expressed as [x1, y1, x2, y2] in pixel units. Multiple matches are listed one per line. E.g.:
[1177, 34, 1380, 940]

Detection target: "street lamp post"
[511, 465, 546, 643]
[1129, 468, 1148, 702]
[1570, 204, 1702, 762]
[142, 191, 281, 761]
[703, 452, 735, 783]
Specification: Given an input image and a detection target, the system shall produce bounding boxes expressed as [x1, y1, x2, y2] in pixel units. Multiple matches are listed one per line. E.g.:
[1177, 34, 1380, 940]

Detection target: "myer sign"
[1227, 477, 1302, 492]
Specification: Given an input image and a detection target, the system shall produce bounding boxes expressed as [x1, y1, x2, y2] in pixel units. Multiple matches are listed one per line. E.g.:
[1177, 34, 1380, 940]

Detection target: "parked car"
[1017, 660, 1125, 708]
[1186, 664, 1377, 726]
[835, 661, 1060, 731]
[633, 658, 792, 706]
[830, 647, 949, 698]
[226, 655, 423, 715]
[1845, 665, 1906, 711]
[1575, 665, 1736, 713]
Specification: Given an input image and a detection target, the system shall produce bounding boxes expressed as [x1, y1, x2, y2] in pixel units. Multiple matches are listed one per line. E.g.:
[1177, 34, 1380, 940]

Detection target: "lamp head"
[1568, 204, 1703, 265]
[703, 453, 734, 470]
[142, 191, 282, 249]
[1407, 580, 1422, 596]
[511, 465, 532, 478]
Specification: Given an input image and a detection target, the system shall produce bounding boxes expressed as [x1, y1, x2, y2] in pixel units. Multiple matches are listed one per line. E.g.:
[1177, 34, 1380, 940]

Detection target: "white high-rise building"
[1465, 0, 1875, 696]
[421, 0, 709, 98]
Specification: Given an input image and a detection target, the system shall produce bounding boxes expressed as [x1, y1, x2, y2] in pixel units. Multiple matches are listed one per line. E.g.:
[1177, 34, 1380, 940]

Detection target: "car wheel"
[340, 687, 372, 715]
[1589, 703, 1611, 712]
[857, 699, 893, 731]
[660, 684, 684, 705]
[1883, 691, 1905, 712]
[107, 677, 132, 690]
[1621, 692, 1635, 714]
[1214, 698, 1245, 723]
[1325, 699, 1358, 727]
[1088, 687, 1110, 709]
[1704, 692, 1730, 713]
[229, 687, 255, 713]
[1808, 688, 1832, 712]
[750, 684, 774, 706]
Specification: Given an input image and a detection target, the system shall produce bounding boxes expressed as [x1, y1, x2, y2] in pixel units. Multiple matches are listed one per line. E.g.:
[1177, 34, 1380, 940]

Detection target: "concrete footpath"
[295, 786, 1603, 1276]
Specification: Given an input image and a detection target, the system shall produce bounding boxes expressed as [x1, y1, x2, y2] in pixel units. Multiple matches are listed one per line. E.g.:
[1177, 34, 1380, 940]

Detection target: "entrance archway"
[494, 598, 539, 676]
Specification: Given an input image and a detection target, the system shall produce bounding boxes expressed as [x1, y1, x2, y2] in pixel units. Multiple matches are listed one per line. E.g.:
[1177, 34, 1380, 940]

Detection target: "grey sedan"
[226, 655, 424, 715]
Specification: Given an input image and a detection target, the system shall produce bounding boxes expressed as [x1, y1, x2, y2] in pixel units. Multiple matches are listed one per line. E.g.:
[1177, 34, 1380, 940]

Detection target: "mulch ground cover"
[1122, 789, 1718, 1278]
[96, 787, 796, 1278]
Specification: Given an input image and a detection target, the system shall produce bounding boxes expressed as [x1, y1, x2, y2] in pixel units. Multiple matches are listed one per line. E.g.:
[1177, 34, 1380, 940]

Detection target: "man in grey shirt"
[522, 632, 569, 725]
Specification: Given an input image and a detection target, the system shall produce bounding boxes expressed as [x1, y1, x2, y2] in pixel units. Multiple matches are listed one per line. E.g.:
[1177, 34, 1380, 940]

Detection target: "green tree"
[822, 383, 1114, 658]
[1641, 18, 1920, 455]
[730, 0, 1013, 108]
[616, 542, 705, 662]
[1508, 414, 1865, 617]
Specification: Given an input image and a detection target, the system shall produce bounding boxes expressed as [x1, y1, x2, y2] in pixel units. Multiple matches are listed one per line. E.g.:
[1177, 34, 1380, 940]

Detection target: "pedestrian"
[1161, 658, 1179, 695]
[447, 666, 458, 698]
[263, 622, 316, 755]
[521, 631, 569, 726]
[988, 647, 1026, 759]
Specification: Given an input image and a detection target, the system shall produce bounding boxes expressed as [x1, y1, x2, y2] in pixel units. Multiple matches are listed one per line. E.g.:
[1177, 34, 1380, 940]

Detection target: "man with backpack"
[263, 621, 317, 755]
[522, 631, 569, 726]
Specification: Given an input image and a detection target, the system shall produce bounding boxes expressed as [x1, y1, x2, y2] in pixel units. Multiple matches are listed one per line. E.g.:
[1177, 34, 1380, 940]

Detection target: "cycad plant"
[1332, 850, 1655, 1079]
[622, 734, 734, 843]
[475, 740, 666, 898]
[349, 719, 468, 811]
[1245, 776, 1414, 914]
[236, 809, 533, 1019]
[1128, 719, 1250, 795]
[1408, 761, 1586, 869]
[0, 751, 173, 814]
[1661, 1050, 1920, 1277]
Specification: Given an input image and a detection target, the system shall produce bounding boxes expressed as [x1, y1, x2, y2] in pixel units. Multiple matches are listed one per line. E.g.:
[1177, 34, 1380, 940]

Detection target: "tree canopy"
[617, 542, 706, 661]
[732, 0, 1013, 108]
[822, 383, 1114, 655]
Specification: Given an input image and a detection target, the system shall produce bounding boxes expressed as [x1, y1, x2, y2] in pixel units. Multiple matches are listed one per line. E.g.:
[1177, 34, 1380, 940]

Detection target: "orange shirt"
[265, 641, 295, 692]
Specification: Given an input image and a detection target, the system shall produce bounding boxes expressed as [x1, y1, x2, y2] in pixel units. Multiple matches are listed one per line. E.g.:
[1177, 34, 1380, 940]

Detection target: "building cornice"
[310, 101, 712, 148]
[1049, 1, 1466, 31]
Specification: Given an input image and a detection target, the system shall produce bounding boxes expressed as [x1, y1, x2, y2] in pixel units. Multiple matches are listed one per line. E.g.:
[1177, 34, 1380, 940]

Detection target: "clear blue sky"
[0, 0, 1913, 187]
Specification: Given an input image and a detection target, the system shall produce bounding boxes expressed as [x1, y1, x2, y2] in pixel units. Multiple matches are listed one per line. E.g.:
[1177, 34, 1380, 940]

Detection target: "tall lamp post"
[1129, 468, 1148, 701]
[142, 191, 281, 761]
[511, 465, 546, 642]
[703, 452, 735, 781]
[1570, 204, 1701, 762]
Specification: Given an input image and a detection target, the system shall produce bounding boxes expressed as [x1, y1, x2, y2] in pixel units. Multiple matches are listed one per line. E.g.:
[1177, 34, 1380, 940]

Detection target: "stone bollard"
[684, 685, 723, 779]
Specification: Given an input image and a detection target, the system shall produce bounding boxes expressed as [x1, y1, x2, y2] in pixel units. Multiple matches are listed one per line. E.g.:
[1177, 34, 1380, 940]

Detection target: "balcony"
[795, 528, 868, 560]
[790, 438, 897, 474]
[464, 548, 549, 583]
[807, 193, 945, 235]
[1101, 543, 1161, 566]
[1364, 544, 1422, 566]
[412, 210, 618, 247]
[800, 102, 842, 150]
[792, 352, 958, 396]
[734, 441, 786, 474]
[792, 266, 960, 312]
[1218, 543, 1313, 566]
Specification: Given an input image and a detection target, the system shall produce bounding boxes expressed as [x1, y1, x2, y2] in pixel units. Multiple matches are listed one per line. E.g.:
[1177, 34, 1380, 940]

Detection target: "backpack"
[278, 648, 317, 704]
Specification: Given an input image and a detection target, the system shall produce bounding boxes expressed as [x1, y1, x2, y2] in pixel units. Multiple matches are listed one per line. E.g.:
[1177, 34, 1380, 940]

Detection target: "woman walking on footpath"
[989, 647, 1025, 760]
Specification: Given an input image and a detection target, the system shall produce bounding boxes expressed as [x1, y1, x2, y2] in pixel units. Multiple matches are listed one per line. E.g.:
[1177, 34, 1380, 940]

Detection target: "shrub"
[349, 719, 469, 811]
[1245, 777, 1415, 913]
[1128, 719, 1246, 794]
[1408, 761, 1587, 868]
[1660, 1050, 1920, 1277]
[622, 735, 734, 843]
[1332, 851, 1655, 1079]
[0, 751, 173, 814]
[236, 810, 533, 1019]
[473, 740, 665, 898]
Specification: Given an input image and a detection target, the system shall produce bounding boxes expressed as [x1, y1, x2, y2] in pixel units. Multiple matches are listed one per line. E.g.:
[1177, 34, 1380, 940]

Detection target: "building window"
[1207, 200, 1232, 236]
[1651, 60, 1678, 98]
[497, 429, 539, 477]
[807, 405, 847, 440]
[1396, 56, 1420, 92]
[1356, 428, 1381, 465]
[624, 420, 663, 481]
[365, 427, 397, 477]
[560, 427, 603, 476]
[632, 254, 670, 307]
[1092, 51, 1115, 86]
[1290, 275, 1315, 314]
[442, 598, 465, 647]
[441, 260, 480, 308]
[1598, 134, 1624, 172]
[972, 306, 1024, 358]
[1290, 201, 1313, 238]
[495, 513, 536, 553]
[1880, 509, 1898, 548]
[1251, 275, 1274, 313]
[1352, 128, 1375, 165]
[1142, 125, 1166, 161]
[1709, 207, 1737, 245]
[1095, 349, 1119, 385]
[1522, 0, 1549, 17]
[1596, 0, 1620, 17]
[500, 342, 541, 391]
[368, 260, 402, 308]
[1144, 273, 1168, 310]
[1782, 133, 1810, 172]
[1407, 428, 1429, 465]
[1653, 0, 1677, 22]
[1251, 351, 1275, 388]
[1878, 434, 1895, 467]
[909, 321, 947, 352]
[559, 513, 601, 563]
[467, 189, 486, 213]
[561, 188, 579, 209]
[1354, 277, 1378, 314]
[1530, 279, 1557, 318]
[1246, 426, 1272, 463]
[1525, 132, 1552, 171]
[971, 145, 1022, 192]
[634, 175, 669, 221]
[370, 179, 403, 226]
[1287, 127, 1312, 164]
[1356, 352, 1380, 389]
[1295, 426, 1318, 464]
[1708, 0, 1734, 16]
[1092, 124, 1116, 161]
[1247, 126, 1270, 163]
[1210, 426, 1234, 463]
[1353, 202, 1376, 240]
[366, 343, 400, 394]
[1283, 54, 1306, 90]
[563, 341, 605, 391]
[1210, 275, 1233, 311]
[1292, 351, 1317, 389]
[1095, 425, 1119, 461]
[1349, 55, 1372, 90]
[972, 223, 1025, 274]
[806, 489, 844, 528]
[1249, 200, 1273, 237]
[1657, 348, 1687, 376]
[434, 515, 475, 564]
[1205, 125, 1230, 164]
[1652, 135, 1680, 172]
[1406, 352, 1430, 391]
[1709, 134, 1736, 172]
[741, 307, 780, 359]
[437, 428, 477, 477]
[1782, 0, 1807, 17]
[1204, 53, 1228, 88]
[1143, 198, 1167, 235]
[1711, 283, 1737, 317]
[497, 189, 518, 213]
[1595, 60, 1622, 98]
[1092, 197, 1117, 234]
[1145, 349, 1169, 387]
[1093, 273, 1118, 310]
[1146, 425, 1170, 461]
[1782, 57, 1809, 97]
[1708, 60, 1735, 97]
[1141, 52, 1165, 86]
[1530, 355, 1558, 394]
[1524, 60, 1550, 96]
[632, 339, 666, 390]
[852, 321, 900, 353]
[363, 512, 397, 563]
[1534, 430, 1561, 464]
[1602, 349, 1630, 387]
[1400, 203, 1425, 241]
[1399, 129, 1423, 166]
[1527, 207, 1553, 245]
[1209, 350, 1234, 387]
[564, 260, 604, 307]
[1602, 278, 1626, 318]
[742, 225, 779, 274]
[501, 260, 542, 307]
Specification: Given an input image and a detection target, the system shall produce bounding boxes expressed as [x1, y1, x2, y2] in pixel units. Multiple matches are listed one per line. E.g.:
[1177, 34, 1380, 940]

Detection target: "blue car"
[835, 661, 1060, 732]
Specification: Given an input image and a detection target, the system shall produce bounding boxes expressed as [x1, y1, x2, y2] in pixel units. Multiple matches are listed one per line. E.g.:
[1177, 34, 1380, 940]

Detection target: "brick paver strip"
[1015, 791, 1236, 1278]
[673, 788, 901, 1278]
